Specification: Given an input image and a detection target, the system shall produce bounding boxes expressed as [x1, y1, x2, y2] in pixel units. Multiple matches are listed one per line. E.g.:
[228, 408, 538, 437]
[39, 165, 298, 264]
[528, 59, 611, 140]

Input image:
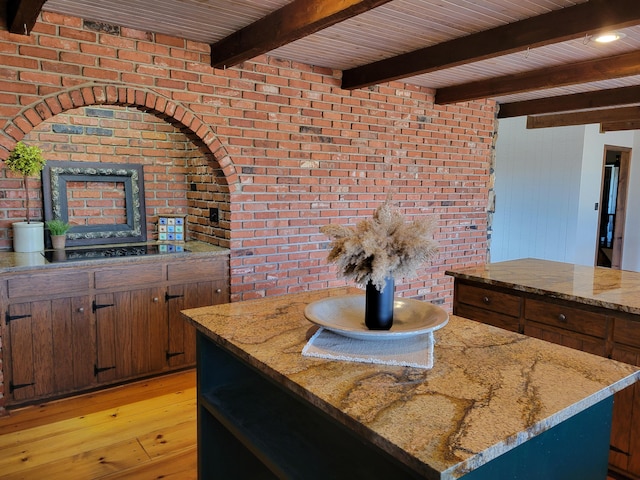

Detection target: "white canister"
[13, 221, 45, 252]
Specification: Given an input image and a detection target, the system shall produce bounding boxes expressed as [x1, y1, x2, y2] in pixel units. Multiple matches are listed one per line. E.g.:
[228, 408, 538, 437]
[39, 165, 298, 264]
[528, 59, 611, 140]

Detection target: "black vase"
[365, 277, 395, 330]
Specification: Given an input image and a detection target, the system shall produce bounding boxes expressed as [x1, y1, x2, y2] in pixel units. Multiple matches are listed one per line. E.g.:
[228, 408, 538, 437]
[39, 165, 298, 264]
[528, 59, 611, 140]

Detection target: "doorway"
[596, 146, 630, 269]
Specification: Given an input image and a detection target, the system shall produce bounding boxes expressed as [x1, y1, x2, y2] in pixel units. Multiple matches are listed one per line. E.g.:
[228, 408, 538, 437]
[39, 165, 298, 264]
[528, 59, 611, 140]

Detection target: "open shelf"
[196, 332, 423, 479]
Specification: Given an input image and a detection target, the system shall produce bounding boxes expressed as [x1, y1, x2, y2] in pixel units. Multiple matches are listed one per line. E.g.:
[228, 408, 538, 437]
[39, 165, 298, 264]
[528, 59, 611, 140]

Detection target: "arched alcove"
[0, 84, 237, 249]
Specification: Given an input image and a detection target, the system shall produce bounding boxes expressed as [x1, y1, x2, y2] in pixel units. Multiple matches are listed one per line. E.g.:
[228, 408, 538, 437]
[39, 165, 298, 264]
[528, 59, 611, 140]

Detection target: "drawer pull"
[153, 297, 159, 303]
[482, 296, 491, 305]
[77, 307, 85, 313]
[558, 313, 567, 323]
[216, 288, 222, 294]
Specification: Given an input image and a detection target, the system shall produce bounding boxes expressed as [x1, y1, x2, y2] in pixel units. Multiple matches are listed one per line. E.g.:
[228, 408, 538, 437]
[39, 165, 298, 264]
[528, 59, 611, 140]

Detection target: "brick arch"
[1, 83, 239, 189]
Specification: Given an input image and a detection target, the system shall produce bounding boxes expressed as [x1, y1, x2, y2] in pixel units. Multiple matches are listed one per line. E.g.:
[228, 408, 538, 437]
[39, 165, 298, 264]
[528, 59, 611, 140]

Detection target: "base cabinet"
[1, 253, 229, 407]
[452, 279, 640, 480]
[5, 295, 94, 403]
[94, 287, 168, 383]
[166, 279, 226, 367]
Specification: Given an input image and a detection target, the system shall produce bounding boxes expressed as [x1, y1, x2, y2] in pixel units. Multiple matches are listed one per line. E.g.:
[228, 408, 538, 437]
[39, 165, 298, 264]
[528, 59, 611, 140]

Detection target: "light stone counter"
[183, 287, 640, 479]
[445, 258, 640, 315]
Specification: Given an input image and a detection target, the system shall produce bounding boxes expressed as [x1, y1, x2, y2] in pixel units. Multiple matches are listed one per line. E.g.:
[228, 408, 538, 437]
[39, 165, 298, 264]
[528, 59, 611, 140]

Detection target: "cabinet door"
[5, 296, 93, 405]
[166, 279, 228, 367]
[609, 345, 640, 477]
[94, 287, 167, 384]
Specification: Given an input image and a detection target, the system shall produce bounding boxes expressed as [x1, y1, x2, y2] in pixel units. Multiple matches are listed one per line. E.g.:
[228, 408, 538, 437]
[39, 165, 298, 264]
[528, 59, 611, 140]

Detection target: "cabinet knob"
[558, 313, 567, 322]
[482, 296, 491, 305]
[216, 288, 222, 293]
[153, 297, 159, 303]
[77, 307, 85, 313]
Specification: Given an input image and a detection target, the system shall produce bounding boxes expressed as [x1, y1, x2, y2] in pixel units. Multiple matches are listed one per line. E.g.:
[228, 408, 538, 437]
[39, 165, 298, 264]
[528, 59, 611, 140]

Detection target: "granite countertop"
[0, 240, 228, 274]
[182, 287, 640, 479]
[446, 258, 640, 315]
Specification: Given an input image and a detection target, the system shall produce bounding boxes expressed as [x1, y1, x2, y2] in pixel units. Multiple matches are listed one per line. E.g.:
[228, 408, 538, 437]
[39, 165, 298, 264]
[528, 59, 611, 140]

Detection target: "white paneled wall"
[492, 117, 585, 264]
[627, 134, 640, 271]
[492, 117, 639, 271]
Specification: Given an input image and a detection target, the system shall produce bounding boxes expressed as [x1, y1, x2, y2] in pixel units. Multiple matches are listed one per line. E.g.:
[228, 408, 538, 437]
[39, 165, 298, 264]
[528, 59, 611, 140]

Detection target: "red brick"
[59, 26, 96, 42]
[41, 61, 81, 75]
[121, 73, 154, 86]
[155, 34, 184, 48]
[99, 35, 135, 50]
[38, 36, 79, 51]
[19, 45, 58, 60]
[60, 51, 96, 66]
[80, 43, 116, 58]
[100, 58, 134, 72]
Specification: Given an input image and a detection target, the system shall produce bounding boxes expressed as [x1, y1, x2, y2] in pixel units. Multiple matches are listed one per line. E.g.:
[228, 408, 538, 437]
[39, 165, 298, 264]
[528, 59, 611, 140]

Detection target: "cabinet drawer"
[95, 263, 164, 289]
[524, 298, 608, 339]
[167, 257, 228, 282]
[456, 283, 522, 317]
[613, 317, 640, 349]
[8, 271, 91, 298]
[454, 303, 520, 333]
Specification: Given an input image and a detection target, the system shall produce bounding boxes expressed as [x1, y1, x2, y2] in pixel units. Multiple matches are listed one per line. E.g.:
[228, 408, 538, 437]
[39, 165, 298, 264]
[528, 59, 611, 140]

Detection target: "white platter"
[304, 295, 448, 341]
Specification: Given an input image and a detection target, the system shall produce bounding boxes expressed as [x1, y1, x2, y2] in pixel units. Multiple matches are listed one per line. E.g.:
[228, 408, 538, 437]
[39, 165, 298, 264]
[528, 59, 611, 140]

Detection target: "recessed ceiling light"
[594, 32, 626, 43]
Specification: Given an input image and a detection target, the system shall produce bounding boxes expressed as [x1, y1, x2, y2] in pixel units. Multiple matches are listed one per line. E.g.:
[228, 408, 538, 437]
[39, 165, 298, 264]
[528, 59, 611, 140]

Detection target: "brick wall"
[0, 12, 496, 411]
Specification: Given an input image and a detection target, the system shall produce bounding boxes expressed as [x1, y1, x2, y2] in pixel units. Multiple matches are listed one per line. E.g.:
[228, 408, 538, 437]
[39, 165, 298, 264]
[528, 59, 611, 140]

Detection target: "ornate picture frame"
[42, 161, 147, 247]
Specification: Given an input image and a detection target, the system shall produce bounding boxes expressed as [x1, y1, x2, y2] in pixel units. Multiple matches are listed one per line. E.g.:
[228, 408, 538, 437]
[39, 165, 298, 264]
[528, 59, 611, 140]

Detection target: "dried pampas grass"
[320, 201, 439, 291]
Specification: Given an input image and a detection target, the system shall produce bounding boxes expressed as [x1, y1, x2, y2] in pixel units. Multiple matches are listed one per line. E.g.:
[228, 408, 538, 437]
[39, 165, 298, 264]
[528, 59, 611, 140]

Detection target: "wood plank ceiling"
[6, 0, 640, 130]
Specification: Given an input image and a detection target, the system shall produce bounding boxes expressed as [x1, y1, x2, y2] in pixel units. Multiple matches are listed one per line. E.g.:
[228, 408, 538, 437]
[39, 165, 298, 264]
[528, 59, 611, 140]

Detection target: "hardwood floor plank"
[0, 370, 196, 435]
[0, 370, 197, 480]
[137, 420, 196, 458]
[0, 401, 196, 472]
[0, 439, 150, 480]
[98, 446, 197, 480]
[0, 390, 195, 449]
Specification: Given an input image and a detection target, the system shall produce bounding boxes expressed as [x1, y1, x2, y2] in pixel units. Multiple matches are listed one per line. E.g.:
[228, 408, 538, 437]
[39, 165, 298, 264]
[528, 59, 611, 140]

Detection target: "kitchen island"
[182, 287, 639, 480]
[446, 258, 640, 478]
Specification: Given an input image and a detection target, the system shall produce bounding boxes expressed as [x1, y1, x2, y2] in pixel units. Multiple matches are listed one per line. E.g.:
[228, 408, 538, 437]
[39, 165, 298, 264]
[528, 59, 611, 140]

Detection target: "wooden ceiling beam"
[342, 0, 640, 90]
[498, 85, 640, 118]
[437, 49, 640, 105]
[6, 0, 46, 35]
[527, 106, 640, 129]
[210, 0, 393, 69]
[600, 120, 640, 132]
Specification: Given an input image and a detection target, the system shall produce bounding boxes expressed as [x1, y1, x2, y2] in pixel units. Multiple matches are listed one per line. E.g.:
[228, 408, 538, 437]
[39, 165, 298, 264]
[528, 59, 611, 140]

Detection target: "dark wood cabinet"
[1, 253, 229, 407]
[94, 287, 167, 383]
[5, 295, 94, 403]
[451, 278, 640, 480]
[166, 279, 227, 367]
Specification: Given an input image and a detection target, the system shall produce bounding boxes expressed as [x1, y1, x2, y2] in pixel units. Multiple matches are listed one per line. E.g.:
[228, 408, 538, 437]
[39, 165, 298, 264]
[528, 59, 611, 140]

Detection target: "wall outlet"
[209, 207, 219, 223]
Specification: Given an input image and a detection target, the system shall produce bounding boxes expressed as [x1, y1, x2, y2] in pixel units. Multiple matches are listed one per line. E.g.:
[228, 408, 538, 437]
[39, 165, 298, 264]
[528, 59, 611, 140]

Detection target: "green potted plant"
[4, 141, 47, 252]
[45, 219, 72, 250]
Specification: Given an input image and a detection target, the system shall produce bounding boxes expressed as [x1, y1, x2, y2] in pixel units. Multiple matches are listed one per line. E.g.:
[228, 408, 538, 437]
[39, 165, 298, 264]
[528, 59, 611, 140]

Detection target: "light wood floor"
[0, 369, 197, 480]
